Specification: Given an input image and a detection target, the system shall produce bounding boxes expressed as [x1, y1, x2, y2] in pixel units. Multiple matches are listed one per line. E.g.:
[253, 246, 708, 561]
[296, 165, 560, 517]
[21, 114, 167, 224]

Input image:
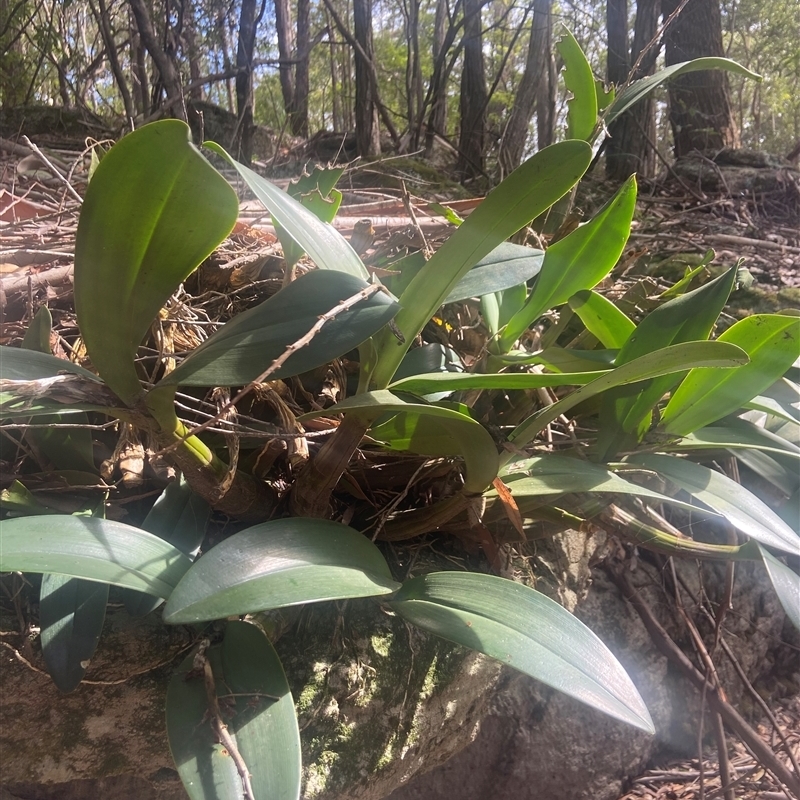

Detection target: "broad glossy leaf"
[605, 58, 762, 127]
[507, 341, 748, 453]
[205, 142, 368, 280]
[500, 177, 637, 351]
[443, 242, 544, 304]
[371, 140, 592, 387]
[75, 121, 239, 404]
[598, 266, 738, 457]
[482, 283, 528, 337]
[393, 344, 463, 401]
[557, 28, 598, 141]
[159, 270, 398, 387]
[163, 519, 400, 624]
[629, 454, 800, 556]
[759, 546, 800, 632]
[662, 315, 800, 436]
[389, 572, 654, 732]
[494, 455, 709, 513]
[39, 573, 108, 693]
[0, 515, 192, 598]
[569, 290, 636, 348]
[122, 478, 211, 617]
[167, 621, 301, 800]
[389, 369, 606, 394]
[306, 391, 499, 493]
[498, 346, 618, 372]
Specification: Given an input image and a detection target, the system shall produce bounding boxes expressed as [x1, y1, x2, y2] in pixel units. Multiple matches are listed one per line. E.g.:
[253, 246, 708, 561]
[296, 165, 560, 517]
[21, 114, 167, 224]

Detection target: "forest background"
[1, 0, 798, 186]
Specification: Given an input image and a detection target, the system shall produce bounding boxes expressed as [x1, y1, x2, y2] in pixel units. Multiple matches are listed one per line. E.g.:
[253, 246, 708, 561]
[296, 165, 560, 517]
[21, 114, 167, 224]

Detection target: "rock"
[0, 534, 793, 800]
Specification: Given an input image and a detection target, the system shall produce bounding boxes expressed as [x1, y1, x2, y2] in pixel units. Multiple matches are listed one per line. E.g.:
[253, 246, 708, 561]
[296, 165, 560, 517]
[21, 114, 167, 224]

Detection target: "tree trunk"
[234, 0, 264, 163]
[498, 0, 552, 176]
[404, 0, 424, 149]
[424, 0, 461, 156]
[457, 0, 487, 180]
[606, 0, 660, 181]
[536, 0, 555, 149]
[353, 0, 380, 156]
[274, 0, 295, 119]
[129, 0, 186, 121]
[128, 6, 148, 116]
[662, 0, 737, 156]
[91, 0, 134, 121]
[290, 0, 310, 137]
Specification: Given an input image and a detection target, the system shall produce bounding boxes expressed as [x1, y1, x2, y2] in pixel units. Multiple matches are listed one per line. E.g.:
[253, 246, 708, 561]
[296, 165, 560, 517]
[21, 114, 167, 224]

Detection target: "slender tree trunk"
[424, 0, 459, 155]
[606, 0, 660, 181]
[275, 0, 296, 116]
[290, 0, 310, 136]
[183, 1, 203, 103]
[91, 0, 134, 120]
[234, 0, 265, 163]
[498, 0, 551, 176]
[662, 0, 737, 155]
[129, 6, 148, 116]
[536, 0, 555, 148]
[457, 0, 487, 180]
[404, 0, 423, 149]
[353, 0, 380, 155]
[129, 0, 186, 121]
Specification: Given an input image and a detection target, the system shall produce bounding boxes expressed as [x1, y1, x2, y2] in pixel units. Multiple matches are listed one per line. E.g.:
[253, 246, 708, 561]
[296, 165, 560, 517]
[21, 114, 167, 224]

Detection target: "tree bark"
[233, 0, 265, 163]
[606, 0, 660, 181]
[536, 0, 555, 149]
[353, 0, 380, 156]
[457, 0, 487, 180]
[129, 0, 186, 121]
[274, 0, 295, 118]
[290, 0, 310, 137]
[424, 0, 462, 156]
[662, 0, 737, 156]
[498, 0, 552, 176]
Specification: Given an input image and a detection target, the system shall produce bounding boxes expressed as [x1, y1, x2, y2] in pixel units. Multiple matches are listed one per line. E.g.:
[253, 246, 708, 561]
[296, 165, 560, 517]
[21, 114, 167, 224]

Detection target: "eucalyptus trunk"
[498, 0, 552, 176]
[606, 0, 660, 181]
[662, 0, 737, 155]
[457, 0, 487, 181]
[354, 0, 380, 156]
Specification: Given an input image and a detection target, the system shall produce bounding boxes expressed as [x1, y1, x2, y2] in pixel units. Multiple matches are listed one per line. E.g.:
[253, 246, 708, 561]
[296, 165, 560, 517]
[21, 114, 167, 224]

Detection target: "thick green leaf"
[605, 58, 762, 127]
[371, 140, 592, 388]
[74, 120, 239, 405]
[167, 621, 301, 800]
[507, 341, 749, 453]
[569, 290, 636, 348]
[279, 166, 346, 269]
[671, 419, 800, 460]
[389, 572, 654, 733]
[306, 391, 499, 493]
[163, 519, 400, 624]
[20, 309, 96, 473]
[0, 515, 192, 598]
[494, 455, 710, 513]
[498, 346, 618, 372]
[759, 546, 800, 632]
[0, 346, 101, 383]
[393, 344, 464, 401]
[662, 315, 800, 436]
[389, 369, 606, 394]
[39, 574, 108, 693]
[205, 142, 368, 280]
[629, 454, 800, 556]
[598, 266, 739, 457]
[443, 242, 544, 304]
[159, 270, 398, 387]
[122, 478, 211, 617]
[21, 305, 53, 353]
[557, 29, 598, 141]
[499, 177, 637, 351]
[0, 480, 59, 515]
